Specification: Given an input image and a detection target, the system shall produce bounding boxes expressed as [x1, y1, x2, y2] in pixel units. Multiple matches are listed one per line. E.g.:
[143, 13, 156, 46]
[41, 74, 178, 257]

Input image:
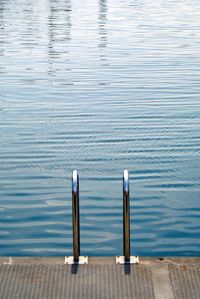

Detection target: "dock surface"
[0, 257, 199, 299]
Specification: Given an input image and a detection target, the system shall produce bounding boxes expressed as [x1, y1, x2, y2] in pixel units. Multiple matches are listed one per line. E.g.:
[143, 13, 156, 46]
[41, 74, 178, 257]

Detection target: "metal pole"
[123, 169, 130, 262]
[72, 170, 80, 263]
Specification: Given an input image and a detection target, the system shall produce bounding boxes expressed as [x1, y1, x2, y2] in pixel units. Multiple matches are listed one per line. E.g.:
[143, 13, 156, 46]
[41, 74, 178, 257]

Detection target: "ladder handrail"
[72, 170, 80, 262]
[123, 169, 130, 262]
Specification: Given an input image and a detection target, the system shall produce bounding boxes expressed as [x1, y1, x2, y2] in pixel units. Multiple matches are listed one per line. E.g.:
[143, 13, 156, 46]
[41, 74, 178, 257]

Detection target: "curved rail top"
[123, 169, 129, 193]
[72, 170, 78, 193]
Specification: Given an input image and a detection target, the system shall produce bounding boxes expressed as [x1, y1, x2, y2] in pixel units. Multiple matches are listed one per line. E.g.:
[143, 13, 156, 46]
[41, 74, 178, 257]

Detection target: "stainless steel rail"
[123, 169, 130, 262]
[65, 170, 88, 265]
[65, 169, 138, 265]
[116, 170, 139, 264]
[72, 170, 80, 263]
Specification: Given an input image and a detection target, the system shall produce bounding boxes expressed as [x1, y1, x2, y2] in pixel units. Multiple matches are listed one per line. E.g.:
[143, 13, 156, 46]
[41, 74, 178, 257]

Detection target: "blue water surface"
[0, 0, 200, 256]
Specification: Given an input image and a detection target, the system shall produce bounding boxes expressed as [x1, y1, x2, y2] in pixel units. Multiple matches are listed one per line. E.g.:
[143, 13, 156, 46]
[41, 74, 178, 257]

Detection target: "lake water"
[0, 0, 200, 256]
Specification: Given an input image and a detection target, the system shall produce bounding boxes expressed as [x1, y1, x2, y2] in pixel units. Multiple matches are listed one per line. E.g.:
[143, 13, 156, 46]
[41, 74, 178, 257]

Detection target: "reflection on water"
[48, 0, 71, 77]
[0, 1, 5, 74]
[0, 0, 200, 256]
[98, 0, 107, 62]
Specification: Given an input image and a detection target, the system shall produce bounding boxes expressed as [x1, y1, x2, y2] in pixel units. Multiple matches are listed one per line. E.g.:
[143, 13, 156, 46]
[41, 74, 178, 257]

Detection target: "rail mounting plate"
[65, 256, 88, 265]
[116, 256, 139, 264]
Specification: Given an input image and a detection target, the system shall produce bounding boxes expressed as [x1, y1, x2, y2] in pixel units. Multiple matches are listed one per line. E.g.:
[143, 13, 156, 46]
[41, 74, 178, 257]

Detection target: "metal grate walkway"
[0, 258, 199, 299]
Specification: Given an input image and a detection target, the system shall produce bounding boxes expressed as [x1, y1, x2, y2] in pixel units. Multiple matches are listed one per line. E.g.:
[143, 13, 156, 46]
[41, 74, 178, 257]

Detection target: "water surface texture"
[0, 0, 200, 256]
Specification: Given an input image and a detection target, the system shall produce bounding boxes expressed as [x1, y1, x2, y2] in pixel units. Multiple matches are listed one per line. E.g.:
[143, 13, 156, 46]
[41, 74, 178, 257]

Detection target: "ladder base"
[65, 256, 88, 265]
[116, 256, 139, 264]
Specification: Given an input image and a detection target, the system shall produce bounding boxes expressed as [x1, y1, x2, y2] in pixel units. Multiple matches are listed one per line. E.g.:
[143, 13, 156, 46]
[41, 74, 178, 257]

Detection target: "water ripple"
[0, 0, 200, 256]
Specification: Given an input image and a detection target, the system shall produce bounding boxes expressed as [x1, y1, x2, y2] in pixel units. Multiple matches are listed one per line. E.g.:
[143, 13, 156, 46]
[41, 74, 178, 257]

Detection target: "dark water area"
[0, 0, 200, 256]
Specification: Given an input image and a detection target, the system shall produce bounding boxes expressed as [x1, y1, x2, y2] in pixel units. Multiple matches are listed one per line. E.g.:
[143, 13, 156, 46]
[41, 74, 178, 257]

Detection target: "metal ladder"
[65, 170, 139, 265]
